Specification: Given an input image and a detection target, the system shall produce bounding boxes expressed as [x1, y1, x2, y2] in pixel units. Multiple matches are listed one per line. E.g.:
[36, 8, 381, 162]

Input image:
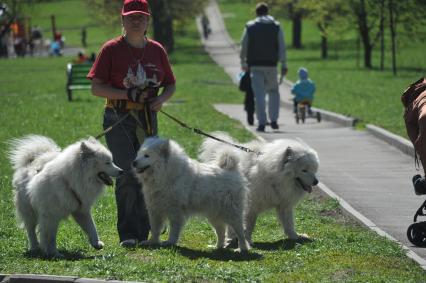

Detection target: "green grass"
[218, 0, 426, 137]
[0, 1, 425, 281]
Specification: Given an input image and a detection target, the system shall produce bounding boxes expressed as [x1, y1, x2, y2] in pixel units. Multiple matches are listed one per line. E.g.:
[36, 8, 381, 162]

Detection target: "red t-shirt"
[87, 36, 175, 95]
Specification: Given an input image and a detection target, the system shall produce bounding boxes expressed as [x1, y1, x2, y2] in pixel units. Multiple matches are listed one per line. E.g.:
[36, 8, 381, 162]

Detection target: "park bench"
[66, 63, 92, 101]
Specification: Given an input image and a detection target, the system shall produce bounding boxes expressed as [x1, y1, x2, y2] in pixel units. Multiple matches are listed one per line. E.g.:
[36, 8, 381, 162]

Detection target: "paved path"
[198, 0, 426, 270]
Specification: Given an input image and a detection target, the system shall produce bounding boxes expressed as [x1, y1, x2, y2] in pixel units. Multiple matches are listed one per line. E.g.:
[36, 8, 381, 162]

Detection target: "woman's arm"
[91, 78, 127, 100]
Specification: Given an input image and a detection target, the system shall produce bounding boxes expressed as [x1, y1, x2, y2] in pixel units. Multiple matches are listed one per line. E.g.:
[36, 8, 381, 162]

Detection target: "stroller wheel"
[317, 112, 321, 122]
[407, 222, 426, 247]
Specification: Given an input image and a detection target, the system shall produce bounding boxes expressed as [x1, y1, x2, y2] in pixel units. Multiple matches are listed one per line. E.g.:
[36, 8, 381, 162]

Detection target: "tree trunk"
[389, 0, 397, 75]
[379, 0, 385, 70]
[357, 0, 372, 68]
[318, 24, 328, 59]
[292, 13, 302, 49]
[320, 34, 328, 59]
[149, 0, 174, 53]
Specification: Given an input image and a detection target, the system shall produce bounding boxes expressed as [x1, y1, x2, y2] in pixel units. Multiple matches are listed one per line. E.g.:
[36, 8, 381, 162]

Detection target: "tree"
[272, 0, 306, 49]
[299, 0, 350, 59]
[148, 0, 173, 52]
[348, 0, 382, 68]
[86, 0, 208, 53]
[388, 0, 396, 74]
[386, 0, 426, 75]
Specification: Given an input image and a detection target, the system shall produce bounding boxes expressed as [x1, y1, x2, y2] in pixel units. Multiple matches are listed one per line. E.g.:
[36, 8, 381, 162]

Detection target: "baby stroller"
[295, 99, 321, 124]
[407, 199, 426, 247]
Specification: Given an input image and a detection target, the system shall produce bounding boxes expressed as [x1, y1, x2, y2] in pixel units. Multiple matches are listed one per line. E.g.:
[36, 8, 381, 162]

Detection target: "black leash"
[94, 112, 130, 140]
[93, 104, 260, 155]
[160, 110, 261, 155]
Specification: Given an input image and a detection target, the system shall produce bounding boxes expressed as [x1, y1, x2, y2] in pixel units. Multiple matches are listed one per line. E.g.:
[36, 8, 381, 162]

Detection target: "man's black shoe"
[256, 125, 265, 132]
[412, 174, 426, 195]
[271, 121, 279, 130]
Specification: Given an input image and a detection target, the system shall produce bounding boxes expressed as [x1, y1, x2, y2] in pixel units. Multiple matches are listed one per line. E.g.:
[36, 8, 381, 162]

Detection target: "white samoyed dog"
[199, 132, 319, 244]
[132, 137, 250, 251]
[8, 135, 123, 257]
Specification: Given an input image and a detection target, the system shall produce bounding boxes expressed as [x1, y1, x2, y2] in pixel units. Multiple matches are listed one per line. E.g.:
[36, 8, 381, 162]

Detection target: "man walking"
[240, 2, 287, 132]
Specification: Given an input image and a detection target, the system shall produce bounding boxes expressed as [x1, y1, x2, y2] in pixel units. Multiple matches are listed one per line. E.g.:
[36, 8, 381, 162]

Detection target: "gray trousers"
[250, 67, 280, 126]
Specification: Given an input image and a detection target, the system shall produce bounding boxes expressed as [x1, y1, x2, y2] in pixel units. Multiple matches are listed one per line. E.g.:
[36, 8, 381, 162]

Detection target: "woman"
[87, 0, 176, 247]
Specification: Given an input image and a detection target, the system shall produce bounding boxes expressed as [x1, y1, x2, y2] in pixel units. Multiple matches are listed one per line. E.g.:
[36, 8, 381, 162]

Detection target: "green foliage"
[299, 0, 352, 38]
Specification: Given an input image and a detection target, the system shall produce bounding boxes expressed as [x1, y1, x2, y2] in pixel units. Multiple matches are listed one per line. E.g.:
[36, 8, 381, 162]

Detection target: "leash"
[94, 112, 131, 140]
[94, 101, 153, 141]
[93, 102, 260, 155]
[160, 110, 261, 155]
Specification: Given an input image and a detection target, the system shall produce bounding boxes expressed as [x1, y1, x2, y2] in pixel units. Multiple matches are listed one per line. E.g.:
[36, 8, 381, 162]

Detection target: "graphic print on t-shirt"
[123, 63, 161, 90]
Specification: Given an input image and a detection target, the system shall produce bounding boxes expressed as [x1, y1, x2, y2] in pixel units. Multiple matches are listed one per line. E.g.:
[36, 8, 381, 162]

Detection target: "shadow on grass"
[24, 249, 95, 261]
[175, 246, 263, 261]
[253, 237, 314, 251]
[141, 244, 262, 261]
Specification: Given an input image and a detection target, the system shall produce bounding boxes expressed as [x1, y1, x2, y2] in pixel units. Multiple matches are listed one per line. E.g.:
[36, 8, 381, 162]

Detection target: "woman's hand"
[148, 95, 166, 112]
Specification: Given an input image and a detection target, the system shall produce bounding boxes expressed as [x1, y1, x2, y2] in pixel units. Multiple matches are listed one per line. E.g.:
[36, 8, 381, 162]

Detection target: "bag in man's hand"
[239, 71, 251, 92]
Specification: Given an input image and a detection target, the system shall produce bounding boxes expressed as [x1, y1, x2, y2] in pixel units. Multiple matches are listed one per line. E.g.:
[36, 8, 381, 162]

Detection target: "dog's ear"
[282, 146, 293, 167]
[81, 142, 95, 160]
[87, 136, 98, 144]
[159, 139, 170, 160]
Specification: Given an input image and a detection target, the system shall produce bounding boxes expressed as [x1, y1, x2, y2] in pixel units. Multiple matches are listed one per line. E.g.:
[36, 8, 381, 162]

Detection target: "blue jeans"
[103, 107, 157, 242]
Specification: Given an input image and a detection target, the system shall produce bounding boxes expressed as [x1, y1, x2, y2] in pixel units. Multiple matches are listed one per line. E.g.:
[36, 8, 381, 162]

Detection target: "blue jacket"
[291, 79, 316, 102]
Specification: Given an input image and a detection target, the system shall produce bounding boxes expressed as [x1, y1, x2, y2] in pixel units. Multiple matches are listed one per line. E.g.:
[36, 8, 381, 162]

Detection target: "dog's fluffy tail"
[8, 135, 60, 170]
[199, 131, 236, 163]
[215, 149, 240, 171]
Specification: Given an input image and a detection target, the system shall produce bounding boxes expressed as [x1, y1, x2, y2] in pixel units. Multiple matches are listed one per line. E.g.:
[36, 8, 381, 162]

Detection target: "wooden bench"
[66, 63, 92, 101]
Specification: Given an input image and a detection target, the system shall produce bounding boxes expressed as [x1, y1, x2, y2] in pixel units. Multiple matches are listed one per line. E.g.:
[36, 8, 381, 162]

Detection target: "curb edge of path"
[317, 182, 426, 271]
[0, 274, 143, 283]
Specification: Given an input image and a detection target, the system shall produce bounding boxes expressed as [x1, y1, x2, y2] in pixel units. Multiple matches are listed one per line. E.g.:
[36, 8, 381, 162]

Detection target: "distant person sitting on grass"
[402, 77, 426, 195]
[49, 40, 62, 56]
[291, 67, 316, 114]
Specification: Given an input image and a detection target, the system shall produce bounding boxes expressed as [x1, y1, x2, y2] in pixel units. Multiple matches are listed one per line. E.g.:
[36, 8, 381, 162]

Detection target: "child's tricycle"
[295, 100, 321, 124]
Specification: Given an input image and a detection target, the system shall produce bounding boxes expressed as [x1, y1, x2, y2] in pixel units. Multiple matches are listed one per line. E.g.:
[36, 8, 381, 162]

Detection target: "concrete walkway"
[198, 0, 426, 270]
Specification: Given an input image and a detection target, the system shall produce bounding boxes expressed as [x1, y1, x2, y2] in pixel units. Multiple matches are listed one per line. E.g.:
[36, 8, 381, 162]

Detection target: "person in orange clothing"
[402, 77, 426, 195]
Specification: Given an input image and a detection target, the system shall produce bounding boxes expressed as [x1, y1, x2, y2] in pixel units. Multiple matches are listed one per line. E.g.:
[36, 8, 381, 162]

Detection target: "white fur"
[199, 132, 319, 244]
[8, 135, 123, 257]
[133, 137, 250, 251]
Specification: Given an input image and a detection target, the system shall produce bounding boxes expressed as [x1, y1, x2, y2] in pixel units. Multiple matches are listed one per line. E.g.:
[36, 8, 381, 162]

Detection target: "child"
[291, 67, 316, 114]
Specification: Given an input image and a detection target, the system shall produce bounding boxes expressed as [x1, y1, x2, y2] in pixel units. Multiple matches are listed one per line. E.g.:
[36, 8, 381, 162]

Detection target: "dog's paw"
[234, 248, 249, 254]
[297, 233, 311, 241]
[92, 240, 104, 250]
[224, 237, 238, 249]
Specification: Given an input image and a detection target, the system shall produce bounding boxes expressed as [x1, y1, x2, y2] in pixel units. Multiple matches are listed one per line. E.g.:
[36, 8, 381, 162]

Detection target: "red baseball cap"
[122, 0, 150, 16]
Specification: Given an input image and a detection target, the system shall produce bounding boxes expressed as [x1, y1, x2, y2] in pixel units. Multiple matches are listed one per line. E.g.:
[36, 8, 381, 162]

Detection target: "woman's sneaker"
[412, 174, 426, 195]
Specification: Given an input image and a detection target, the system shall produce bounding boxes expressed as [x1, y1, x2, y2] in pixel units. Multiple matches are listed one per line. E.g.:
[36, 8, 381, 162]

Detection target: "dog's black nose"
[118, 169, 124, 176]
[313, 178, 319, 186]
[132, 161, 137, 168]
